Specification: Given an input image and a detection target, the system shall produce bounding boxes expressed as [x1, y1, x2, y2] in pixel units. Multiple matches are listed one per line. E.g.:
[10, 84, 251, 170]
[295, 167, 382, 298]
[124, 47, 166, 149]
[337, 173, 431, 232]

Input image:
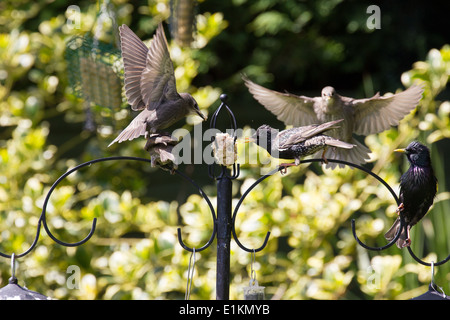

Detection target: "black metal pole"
[216, 170, 232, 300]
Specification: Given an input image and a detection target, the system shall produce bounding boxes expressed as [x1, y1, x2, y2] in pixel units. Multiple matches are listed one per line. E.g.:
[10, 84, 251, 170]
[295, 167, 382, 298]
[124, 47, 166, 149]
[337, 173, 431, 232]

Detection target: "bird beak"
[196, 109, 207, 121]
[394, 148, 406, 153]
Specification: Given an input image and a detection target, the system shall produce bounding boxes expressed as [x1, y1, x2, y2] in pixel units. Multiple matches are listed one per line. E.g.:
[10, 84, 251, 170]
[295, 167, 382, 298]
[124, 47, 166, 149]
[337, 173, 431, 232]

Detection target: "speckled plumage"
[109, 23, 205, 147]
[385, 141, 437, 248]
[251, 119, 355, 166]
[243, 76, 423, 168]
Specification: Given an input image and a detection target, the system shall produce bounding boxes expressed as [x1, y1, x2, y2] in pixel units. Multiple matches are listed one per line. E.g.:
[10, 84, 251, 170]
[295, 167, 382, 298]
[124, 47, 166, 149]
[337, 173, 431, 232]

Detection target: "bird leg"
[158, 163, 177, 175]
[396, 203, 405, 215]
[403, 225, 412, 248]
[279, 162, 297, 175]
[394, 203, 411, 248]
[320, 147, 329, 165]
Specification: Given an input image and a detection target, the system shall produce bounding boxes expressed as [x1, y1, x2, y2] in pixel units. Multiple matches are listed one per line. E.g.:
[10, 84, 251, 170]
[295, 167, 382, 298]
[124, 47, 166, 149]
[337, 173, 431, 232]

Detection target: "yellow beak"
[394, 148, 406, 153]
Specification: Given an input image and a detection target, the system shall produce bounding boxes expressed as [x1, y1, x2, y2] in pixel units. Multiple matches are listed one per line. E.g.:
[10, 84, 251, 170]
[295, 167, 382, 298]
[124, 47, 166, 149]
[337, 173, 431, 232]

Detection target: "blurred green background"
[0, 0, 449, 300]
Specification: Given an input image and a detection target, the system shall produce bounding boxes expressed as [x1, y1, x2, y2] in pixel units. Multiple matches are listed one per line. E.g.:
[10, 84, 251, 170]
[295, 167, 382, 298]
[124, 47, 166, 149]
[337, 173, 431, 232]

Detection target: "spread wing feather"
[243, 76, 319, 127]
[119, 25, 149, 111]
[351, 85, 424, 135]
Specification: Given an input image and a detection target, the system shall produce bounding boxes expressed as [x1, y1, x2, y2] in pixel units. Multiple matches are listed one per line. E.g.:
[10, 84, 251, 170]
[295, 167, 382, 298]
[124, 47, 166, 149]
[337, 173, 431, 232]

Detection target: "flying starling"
[247, 119, 355, 169]
[385, 141, 437, 248]
[243, 76, 423, 168]
[108, 23, 206, 147]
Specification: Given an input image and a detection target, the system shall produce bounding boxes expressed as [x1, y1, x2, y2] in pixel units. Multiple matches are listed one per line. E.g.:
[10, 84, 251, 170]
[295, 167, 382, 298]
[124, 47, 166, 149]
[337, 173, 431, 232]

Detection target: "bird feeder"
[0, 278, 50, 300]
[243, 279, 265, 300]
[65, 35, 123, 108]
[65, 0, 124, 130]
[0, 254, 50, 300]
[169, 0, 197, 47]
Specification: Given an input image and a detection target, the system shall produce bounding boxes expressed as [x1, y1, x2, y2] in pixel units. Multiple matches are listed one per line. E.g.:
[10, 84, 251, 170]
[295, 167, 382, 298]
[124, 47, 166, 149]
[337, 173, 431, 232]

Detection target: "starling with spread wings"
[243, 76, 423, 168]
[109, 23, 206, 147]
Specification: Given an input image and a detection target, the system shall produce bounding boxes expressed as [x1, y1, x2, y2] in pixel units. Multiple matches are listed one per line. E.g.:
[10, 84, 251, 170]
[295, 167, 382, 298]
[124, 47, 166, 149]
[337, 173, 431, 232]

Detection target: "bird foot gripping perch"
[144, 133, 179, 173]
[396, 203, 404, 215]
[279, 162, 297, 175]
[278, 147, 330, 175]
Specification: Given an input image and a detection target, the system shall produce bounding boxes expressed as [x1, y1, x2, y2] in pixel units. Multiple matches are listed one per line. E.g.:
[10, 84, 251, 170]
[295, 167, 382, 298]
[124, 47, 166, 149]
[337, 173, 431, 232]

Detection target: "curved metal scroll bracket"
[407, 244, 450, 267]
[208, 94, 240, 180]
[231, 166, 284, 252]
[313, 159, 450, 264]
[0, 220, 42, 259]
[231, 158, 403, 252]
[40, 156, 158, 247]
[41, 156, 218, 253]
[0, 156, 218, 259]
[300, 158, 403, 251]
[40, 158, 104, 247]
[0, 157, 129, 258]
[351, 215, 405, 251]
[174, 169, 217, 253]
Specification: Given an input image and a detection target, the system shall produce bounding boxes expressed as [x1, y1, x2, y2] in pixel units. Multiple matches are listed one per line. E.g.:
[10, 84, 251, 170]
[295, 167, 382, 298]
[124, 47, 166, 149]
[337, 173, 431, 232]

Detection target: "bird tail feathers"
[324, 139, 355, 149]
[317, 137, 371, 169]
[108, 116, 147, 147]
[384, 217, 410, 249]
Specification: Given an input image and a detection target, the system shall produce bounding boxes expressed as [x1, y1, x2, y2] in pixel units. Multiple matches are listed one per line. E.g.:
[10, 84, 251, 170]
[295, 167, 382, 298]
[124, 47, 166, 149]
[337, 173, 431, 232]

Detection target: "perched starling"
[247, 119, 355, 169]
[243, 76, 423, 168]
[385, 141, 437, 248]
[108, 23, 206, 147]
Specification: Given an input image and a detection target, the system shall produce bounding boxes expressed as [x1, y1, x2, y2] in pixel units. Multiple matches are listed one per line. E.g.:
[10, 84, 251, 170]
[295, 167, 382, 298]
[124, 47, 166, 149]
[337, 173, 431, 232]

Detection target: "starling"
[385, 141, 437, 248]
[108, 23, 206, 147]
[243, 76, 423, 168]
[247, 119, 355, 169]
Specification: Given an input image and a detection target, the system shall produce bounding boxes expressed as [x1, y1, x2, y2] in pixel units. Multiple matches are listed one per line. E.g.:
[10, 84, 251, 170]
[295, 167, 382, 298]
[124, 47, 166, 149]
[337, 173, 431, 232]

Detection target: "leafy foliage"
[0, 0, 449, 300]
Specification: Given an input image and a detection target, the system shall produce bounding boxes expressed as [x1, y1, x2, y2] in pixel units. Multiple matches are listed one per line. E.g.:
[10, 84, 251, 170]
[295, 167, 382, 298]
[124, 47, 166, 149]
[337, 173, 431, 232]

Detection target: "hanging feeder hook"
[40, 156, 156, 247]
[174, 168, 217, 253]
[270, 158, 403, 251]
[231, 166, 283, 252]
[0, 218, 43, 259]
[406, 245, 450, 267]
[10, 253, 17, 283]
[301, 159, 401, 251]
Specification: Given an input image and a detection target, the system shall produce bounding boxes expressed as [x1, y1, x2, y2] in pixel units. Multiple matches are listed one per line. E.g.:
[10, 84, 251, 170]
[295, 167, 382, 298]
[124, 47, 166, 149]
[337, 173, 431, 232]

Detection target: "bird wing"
[279, 119, 344, 148]
[243, 76, 319, 126]
[350, 85, 424, 135]
[119, 25, 150, 111]
[140, 23, 180, 111]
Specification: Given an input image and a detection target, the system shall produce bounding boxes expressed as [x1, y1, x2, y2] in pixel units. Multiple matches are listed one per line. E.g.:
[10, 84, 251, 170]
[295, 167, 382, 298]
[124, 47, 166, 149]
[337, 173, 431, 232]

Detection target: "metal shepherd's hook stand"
[177, 94, 271, 299]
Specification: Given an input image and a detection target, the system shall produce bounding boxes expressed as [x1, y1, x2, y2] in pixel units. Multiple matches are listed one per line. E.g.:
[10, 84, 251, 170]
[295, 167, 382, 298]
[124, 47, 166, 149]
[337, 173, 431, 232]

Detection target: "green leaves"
[402, 45, 450, 144]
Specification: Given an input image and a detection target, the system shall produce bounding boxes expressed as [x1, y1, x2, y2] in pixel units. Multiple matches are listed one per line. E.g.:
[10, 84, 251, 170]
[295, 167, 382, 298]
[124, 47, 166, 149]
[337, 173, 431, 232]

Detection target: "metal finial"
[220, 93, 228, 102]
